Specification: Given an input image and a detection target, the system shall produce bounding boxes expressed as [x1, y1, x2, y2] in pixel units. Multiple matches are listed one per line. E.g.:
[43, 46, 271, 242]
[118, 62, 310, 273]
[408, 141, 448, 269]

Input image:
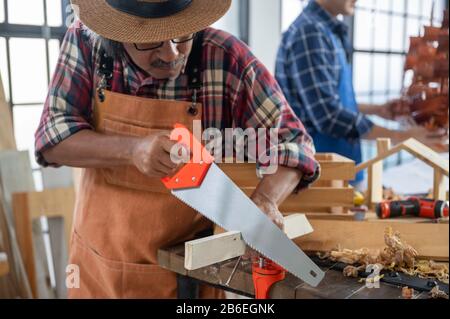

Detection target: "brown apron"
[67, 89, 224, 299]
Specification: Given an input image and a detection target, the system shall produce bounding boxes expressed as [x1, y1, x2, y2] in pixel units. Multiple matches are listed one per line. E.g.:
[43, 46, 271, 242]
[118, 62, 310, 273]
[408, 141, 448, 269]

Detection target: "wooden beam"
[433, 168, 448, 201]
[185, 214, 313, 270]
[367, 139, 392, 206]
[0, 253, 9, 277]
[0, 74, 16, 151]
[12, 188, 75, 298]
[317, 153, 355, 181]
[218, 154, 355, 189]
[356, 139, 449, 176]
[402, 139, 449, 175]
[295, 219, 449, 261]
[241, 187, 354, 211]
[185, 231, 246, 271]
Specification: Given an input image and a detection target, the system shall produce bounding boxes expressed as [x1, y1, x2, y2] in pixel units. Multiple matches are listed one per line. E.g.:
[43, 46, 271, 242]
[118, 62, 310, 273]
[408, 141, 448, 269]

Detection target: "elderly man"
[276, 0, 445, 185]
[35, 0, 319, 298]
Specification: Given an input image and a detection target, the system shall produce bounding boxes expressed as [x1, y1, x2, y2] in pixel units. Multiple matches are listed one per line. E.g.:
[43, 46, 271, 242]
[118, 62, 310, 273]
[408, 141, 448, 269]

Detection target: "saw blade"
[172, 163, 324, 287]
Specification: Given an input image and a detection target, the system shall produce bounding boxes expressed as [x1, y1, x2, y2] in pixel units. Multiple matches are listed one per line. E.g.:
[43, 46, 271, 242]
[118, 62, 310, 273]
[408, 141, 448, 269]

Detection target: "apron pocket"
[70, 231, 177, 299]
[100, 118, 169, 193]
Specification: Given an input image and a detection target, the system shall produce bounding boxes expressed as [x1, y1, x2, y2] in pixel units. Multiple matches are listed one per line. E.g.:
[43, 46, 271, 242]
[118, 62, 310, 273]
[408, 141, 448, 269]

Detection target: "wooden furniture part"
[295, 219, 449, 261]
[12, 188, 75, 298]
[159, 244, 431, 299]
[219, 153, 356, 215]
[0, 253, 9, 277]
[0, 74, 16, 151]
[357, 138, 449, 207]
[185, 214, 313, 270]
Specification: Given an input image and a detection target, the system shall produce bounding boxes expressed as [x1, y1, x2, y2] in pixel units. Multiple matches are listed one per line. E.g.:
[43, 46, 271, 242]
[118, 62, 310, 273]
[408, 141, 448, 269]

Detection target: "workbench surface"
[158, 245, 432, 299]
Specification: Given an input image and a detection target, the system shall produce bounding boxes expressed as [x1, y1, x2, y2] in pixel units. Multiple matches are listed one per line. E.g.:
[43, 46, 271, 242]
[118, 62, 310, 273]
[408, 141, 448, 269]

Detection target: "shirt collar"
[303, 0, 349, 36]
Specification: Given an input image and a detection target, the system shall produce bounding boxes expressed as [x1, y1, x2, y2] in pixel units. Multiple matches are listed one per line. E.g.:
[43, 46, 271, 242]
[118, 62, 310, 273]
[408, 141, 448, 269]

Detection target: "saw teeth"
[172, 192, 295, 278]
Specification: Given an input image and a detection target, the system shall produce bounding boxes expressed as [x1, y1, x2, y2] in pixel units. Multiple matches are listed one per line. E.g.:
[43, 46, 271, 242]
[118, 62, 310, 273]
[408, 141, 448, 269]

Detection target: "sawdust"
[319, 227, 449, 298]
[430, 286, 449, 299]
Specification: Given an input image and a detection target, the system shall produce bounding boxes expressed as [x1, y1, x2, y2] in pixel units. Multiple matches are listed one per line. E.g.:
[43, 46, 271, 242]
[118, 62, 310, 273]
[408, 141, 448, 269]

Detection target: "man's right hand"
[131, 132, 189, 178]
[405, 126, 448, 148]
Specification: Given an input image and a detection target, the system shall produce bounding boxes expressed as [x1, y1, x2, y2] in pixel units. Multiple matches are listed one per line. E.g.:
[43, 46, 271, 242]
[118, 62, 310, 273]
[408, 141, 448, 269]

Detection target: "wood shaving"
[430, 285, 449, 299]
[320, 227, 449, 287]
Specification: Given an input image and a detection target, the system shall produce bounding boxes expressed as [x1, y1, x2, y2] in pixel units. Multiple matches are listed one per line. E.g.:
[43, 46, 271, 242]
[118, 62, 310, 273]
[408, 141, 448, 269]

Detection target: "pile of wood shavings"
[318, 227, 449, 298]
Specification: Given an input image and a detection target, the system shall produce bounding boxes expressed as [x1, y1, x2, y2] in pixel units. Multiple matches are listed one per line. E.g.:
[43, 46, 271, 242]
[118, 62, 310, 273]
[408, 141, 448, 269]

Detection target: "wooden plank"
[402, 139, 449, 175]
[284, 214, 314, 239]
[295, 219, 449, 261]
[186, 214, 313, 270]
[368, 139, 391, 207]
[12, 188, 75, 298]
[185, 231, 246, 271]
[279, 187, 354, 211]
[0, 74, 16, 151]
[356, 139, 449, 176]
[317, 153, 355, 181]
[241, 187, 354, 211]
[356, 143, 405, 172]
[218, 154, 355, 189]
[0, 253, 9, 277]
[31, 218, 56, 299]
[433, 169, 447, 201]
[0, 151, 35, 212]
[48, 217, 68, 299]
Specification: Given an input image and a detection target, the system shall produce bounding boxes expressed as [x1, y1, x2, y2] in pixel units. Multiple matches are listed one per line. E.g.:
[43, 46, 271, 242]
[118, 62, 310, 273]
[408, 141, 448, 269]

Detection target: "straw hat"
[71, 0, 232, 43]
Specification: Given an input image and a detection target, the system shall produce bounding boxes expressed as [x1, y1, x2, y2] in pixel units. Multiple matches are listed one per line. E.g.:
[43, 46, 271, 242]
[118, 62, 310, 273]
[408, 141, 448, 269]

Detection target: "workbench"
[158, 245, 434, 299]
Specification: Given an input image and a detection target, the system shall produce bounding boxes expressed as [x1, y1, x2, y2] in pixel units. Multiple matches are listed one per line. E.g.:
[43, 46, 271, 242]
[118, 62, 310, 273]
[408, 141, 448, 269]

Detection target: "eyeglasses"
[133, 33, 196, 51]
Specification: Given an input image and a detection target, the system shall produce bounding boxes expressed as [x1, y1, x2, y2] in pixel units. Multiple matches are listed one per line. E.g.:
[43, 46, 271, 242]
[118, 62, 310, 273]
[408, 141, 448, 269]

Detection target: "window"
[352, 0, 447, 164]
[0, 0, 70, 190]
[281, 0, 306, 32]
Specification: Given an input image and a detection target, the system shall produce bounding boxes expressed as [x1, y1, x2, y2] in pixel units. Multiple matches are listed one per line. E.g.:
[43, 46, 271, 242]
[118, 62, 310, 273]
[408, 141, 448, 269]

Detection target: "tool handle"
[252, 258, 285, 299]
[161, 124, 214, 190]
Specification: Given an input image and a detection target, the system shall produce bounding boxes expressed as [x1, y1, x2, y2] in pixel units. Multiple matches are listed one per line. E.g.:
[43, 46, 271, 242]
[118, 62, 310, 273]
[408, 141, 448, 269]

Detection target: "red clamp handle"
[252, 258, 286, 299]
[161, 124, 214, 190]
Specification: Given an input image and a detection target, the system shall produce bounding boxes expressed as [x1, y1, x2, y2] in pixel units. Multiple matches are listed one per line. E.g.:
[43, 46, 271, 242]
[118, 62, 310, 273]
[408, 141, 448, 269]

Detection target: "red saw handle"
[161, 124, 214, 190]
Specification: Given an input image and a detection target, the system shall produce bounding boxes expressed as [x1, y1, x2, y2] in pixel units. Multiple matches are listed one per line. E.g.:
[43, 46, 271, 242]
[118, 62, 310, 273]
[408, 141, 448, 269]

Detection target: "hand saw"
[161, 124, 324, 287]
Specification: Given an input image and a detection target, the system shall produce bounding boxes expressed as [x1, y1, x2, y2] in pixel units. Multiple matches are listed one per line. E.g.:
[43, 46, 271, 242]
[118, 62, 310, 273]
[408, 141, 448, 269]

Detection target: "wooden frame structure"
[357, 138, 449, 207]
[219, 153, 356, 215]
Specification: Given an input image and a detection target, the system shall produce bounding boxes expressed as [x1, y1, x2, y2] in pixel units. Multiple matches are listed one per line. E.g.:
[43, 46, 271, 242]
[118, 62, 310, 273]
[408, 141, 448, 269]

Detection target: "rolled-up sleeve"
[34, 21, 94, 167]
[288, 24, 373, 139]
[234, 58, 321, 190]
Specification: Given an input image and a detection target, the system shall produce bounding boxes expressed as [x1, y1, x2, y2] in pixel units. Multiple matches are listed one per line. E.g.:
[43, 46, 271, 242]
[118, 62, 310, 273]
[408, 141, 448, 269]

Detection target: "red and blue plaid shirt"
[35, 21, 320, 188]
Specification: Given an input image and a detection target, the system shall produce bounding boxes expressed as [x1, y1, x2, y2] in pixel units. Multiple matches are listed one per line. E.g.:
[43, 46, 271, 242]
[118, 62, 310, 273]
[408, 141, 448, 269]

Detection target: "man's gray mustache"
[151, 57, 186, 69]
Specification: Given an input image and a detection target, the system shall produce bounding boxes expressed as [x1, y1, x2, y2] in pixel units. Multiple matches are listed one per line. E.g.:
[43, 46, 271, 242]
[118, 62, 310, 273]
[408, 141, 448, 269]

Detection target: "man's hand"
[405, 126, 448, 148]
[359, 100, 410, 120]
[251, 192, 285, 230]
[131, 132, 188, 178]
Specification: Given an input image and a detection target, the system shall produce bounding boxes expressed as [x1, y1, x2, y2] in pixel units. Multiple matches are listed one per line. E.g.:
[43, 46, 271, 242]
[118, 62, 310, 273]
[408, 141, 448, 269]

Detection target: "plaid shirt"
[275, 0, 373, 139]
[35, 21, 320, 188]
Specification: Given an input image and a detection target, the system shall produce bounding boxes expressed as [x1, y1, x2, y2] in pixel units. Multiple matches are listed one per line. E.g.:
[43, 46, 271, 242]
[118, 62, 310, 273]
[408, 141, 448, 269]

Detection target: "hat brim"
[71, 0, 232, 43]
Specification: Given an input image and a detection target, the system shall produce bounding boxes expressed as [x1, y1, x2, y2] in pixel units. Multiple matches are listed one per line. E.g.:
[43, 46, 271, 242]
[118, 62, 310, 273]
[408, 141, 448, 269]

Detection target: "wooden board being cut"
[295, 219, 449, 261]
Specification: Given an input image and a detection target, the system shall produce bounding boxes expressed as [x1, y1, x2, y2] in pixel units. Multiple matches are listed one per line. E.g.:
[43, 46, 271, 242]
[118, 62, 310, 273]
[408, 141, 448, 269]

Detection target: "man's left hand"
[251, 192, 285, 230]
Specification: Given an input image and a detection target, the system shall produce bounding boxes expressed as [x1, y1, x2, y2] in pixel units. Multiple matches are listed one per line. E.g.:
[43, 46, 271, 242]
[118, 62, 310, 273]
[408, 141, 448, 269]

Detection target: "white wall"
[248, 0, 282, 73]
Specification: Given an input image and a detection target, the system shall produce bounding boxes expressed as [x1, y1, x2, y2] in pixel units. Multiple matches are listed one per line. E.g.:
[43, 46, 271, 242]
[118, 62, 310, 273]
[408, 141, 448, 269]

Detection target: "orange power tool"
[252, 257, 286, 299]
[376, 197, 449, 219]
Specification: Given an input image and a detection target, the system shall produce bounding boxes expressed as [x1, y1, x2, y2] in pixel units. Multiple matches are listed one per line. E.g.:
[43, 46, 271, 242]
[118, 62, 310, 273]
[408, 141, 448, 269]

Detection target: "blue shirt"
[275, 0, 373, 140]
